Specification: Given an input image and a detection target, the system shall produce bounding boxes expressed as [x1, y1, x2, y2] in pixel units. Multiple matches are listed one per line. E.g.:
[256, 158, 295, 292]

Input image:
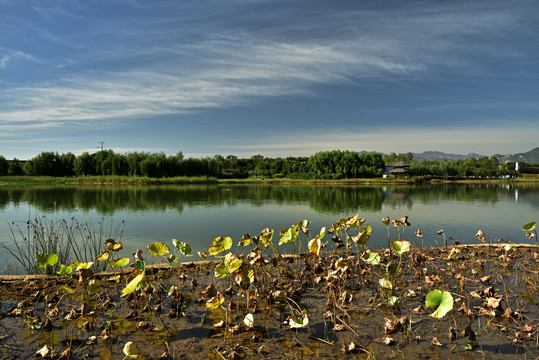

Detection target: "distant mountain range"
[410, 147, 539, 164]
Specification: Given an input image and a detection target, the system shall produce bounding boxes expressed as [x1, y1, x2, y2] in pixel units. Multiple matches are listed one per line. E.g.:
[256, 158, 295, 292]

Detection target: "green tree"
[0, 155, 8, 175]
[8, 158, 24, 176]
[74, 152, 94, 176]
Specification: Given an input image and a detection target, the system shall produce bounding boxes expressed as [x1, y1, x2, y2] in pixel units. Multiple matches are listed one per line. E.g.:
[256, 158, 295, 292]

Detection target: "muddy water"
[1, 245, 539, 359]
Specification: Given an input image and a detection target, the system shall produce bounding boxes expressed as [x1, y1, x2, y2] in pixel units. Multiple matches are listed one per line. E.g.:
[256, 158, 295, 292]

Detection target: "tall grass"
[1, 216, 125, 274]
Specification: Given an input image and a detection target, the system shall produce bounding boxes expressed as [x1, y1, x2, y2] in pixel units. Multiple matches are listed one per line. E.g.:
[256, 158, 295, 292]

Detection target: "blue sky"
[1, 0, 538, 160]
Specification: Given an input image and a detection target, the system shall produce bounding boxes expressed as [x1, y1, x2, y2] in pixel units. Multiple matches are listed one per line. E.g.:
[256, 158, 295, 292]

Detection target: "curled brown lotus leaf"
[463, 325, 476, 341]
[486, 297, 502, 309]
[415, 229, 423, 237]
[382, 217, 390, 226]
[437, 229, 444, 235]
[431, 337, 442, 347]
[400, 216, 410, 227]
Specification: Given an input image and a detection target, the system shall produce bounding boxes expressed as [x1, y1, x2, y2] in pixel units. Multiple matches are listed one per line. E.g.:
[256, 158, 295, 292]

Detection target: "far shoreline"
[0, 175, 538, 186]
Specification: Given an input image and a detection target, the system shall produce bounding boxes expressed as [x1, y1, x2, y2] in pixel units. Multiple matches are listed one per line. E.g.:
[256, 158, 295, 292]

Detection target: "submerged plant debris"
[0, 217, 539, 359]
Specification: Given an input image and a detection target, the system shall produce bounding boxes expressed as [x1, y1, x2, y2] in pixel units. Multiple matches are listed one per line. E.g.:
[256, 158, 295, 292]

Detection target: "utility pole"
[98, 142, 105, 152]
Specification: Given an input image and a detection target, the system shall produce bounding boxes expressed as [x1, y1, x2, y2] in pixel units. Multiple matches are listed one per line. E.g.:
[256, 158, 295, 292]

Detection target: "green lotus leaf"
[96, 249, 110, 261]
[72, 261, 93, 271]
[123, 341, 140, 359]
[36, 253, 58, 268]
[172, 239, 192, 256]
[225, 254, 243, 273]
[297, 219, 310, 229]
[379, 278, 393, 289]
[391, 240, 411, 255]
[345, 214, 360, 228]
[353, 225, 372, 244]
[205, 292, 225, 310]
[289, 314, 309, 328]
[56, 264, 73, 276]
[425, 289, 454, 319]
[215, 263, 228, 279]
[120, 271, 144, 297]
[133, 260, 145, 273]
[208, 236, 233, 256]
[363, 250, 380, 265]
[109, 257, 130, 268]
[523, 222, 536, 232]
[316, 227, 326, 240]
[259, 228, 274, 248]
[147, 242, 170, 256]
[279, 226, 300, 245]
[238, 233, 251, 247]
[87, 279, 100, 295]
[166, 254, 178, 263]
[308, 238, 321, 255]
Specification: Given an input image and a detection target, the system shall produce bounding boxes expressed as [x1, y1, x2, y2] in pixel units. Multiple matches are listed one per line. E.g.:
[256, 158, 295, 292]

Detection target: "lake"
[0, 182, 537, 274]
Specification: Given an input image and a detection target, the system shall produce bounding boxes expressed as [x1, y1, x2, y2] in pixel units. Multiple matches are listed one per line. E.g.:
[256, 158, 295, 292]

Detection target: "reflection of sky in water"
[0, 184, 537, 273]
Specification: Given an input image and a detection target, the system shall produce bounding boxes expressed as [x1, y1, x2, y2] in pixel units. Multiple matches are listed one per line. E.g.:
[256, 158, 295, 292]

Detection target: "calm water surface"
[0, 183, 537, 273]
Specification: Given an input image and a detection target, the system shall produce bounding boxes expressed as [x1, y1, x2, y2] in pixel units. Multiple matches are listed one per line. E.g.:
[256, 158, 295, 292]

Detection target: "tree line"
[0, 150, 526, 180]
[0, 150, 385, 179]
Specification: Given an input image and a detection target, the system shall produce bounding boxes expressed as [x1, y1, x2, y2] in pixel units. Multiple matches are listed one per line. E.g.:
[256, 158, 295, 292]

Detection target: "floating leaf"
[289, 314, 309, 328]
[244, 313, 254, 328]
[206, 292, 225, 310]
[147, 242, 170, 256]
[279, 226, 300, 245]
[172, 239, 192, 255]
[36, 253, 58, 268]
[109, 257, 130, 268]
[425, 289, 454, 319]
[523, 222, 536, 232]
[123, 341, 140, 358]
[208, 236, 233, 256]
[121, 271, 144, 297]
[308, 238, 321, 255]
[96, 249, 110, 261]
[391, 240, 411, 255]
[63, 286, 75, 294]
[56, 264, 73, 276]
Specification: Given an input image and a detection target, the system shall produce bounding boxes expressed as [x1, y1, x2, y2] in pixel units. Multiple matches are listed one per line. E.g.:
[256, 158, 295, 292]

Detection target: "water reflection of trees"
[0, 183, 537, 215]
[0, 185, 385, 215]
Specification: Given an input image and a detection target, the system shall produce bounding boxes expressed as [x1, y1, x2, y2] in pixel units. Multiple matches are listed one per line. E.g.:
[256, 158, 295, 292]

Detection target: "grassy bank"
[0, 175, 537, 186]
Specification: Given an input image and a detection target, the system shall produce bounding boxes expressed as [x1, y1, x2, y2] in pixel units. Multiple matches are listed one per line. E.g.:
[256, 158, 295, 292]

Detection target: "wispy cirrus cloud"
[0, 0, 537, 159]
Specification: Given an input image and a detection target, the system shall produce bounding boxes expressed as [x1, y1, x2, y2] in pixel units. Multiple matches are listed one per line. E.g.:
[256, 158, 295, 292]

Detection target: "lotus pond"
[0, 216, 538, 359]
